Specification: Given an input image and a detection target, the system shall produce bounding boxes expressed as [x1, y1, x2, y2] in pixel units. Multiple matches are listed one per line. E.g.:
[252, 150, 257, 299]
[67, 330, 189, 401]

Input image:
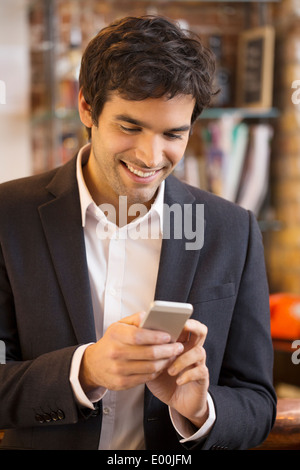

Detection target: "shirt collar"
[76, 143, 93, 227]
[76, 143, 165, 232]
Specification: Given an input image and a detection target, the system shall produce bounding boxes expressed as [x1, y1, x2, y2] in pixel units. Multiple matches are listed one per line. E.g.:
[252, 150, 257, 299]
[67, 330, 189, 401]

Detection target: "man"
[0, 15, 276, 450]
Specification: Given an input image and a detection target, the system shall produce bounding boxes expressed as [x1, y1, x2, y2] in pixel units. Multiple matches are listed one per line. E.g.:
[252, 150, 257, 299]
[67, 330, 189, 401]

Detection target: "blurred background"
[1, 0, 300, 395]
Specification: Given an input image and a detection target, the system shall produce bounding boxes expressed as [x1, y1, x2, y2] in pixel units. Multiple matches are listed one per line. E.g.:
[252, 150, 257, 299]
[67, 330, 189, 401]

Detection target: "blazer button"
[43, 413, 52, 423]
[35, 413, 45, 424]
[50, 411, 58, 421]
[57, 409, 65, 420]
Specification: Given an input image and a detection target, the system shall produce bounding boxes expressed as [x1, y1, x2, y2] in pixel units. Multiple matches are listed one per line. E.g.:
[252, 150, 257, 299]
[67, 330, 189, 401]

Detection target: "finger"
[124, 310, 173, 345]
[178, 319, 207, 346]
[124, 342, 184, 361]
[168, 343, 206, 376]
[117, 357, 175, 376]
[112, 314, 171, 345]
[105, 368, 164, 391]
[118, 311, 146, 327]
[176, 362, 209, 386]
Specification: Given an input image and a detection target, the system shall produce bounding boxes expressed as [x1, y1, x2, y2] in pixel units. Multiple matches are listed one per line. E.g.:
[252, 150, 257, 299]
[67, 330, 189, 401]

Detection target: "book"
[237, 123, 273, 215]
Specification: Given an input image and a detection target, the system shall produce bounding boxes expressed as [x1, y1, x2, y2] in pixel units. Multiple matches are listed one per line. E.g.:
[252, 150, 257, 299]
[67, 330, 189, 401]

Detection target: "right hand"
[79, 311, 184, 393]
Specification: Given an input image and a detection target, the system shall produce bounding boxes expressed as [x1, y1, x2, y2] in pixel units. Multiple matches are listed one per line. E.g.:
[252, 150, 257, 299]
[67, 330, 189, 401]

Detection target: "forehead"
[100, 92, 195, 129]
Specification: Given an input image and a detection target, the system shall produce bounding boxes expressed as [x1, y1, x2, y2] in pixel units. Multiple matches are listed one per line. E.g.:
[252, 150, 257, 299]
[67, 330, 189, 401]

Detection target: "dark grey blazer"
[0, 155, 276, 450]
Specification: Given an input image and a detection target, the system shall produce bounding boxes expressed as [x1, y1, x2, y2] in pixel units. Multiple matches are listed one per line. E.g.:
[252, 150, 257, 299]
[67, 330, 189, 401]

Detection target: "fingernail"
[162, 334, 171, 343]
[176, 343, 184, 354]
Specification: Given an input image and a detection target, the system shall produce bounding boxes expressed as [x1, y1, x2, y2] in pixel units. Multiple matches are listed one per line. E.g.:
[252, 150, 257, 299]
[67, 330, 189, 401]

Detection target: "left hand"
[146, 319, 209, 428]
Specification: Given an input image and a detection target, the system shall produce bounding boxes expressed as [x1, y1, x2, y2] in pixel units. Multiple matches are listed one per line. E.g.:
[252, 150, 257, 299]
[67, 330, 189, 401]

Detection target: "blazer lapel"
[37, 163, 203, 343]
[146, 175, 205, 426]
[154, 175, 203, 303]
[38, 158, 96, 344]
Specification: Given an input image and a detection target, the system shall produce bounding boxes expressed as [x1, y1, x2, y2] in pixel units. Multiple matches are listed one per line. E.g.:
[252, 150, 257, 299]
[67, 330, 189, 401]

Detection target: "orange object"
[270, 293, 300, 340]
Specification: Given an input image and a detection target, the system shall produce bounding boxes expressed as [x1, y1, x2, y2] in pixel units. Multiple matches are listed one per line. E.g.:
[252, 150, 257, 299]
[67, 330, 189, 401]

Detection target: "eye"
[164, 132, 183, 140]
[120, 125, 141, 134]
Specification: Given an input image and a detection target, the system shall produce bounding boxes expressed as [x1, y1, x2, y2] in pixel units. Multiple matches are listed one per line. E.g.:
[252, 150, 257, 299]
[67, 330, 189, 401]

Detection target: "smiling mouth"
[123, 162, 159, 179]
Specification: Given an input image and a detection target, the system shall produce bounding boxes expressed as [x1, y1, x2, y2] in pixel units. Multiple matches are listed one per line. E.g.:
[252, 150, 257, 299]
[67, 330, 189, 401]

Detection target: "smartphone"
[140, 300, 193, 342]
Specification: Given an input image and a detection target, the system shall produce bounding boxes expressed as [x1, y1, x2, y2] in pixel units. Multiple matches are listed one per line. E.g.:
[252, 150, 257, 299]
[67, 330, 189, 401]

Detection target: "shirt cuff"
[69, 343, 107, 410]
[169, 392, 216, 443]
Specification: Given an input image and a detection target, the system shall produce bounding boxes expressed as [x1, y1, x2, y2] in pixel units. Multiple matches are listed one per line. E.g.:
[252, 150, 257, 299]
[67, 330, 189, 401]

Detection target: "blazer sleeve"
[0, 243, 82, 430]
[201, 211, 277, 450]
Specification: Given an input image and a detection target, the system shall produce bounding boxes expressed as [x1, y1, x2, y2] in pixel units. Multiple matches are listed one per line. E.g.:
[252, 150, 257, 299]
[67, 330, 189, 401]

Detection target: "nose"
[135, 134, 164, 169]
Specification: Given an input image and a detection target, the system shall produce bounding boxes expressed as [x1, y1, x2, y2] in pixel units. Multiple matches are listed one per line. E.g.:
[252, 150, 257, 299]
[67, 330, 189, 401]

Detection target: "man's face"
[84, 92, 195, 208]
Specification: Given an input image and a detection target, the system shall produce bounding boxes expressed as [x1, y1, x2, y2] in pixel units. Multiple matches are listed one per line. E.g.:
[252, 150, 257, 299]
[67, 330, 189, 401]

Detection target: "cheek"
[109, 134, 137, 157]
[167, 141, 188, 165]
[92, 137, 129, 166]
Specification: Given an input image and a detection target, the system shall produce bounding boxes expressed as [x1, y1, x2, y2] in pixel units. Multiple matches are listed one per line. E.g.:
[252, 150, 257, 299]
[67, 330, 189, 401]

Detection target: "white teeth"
[125, 163, 157, 178]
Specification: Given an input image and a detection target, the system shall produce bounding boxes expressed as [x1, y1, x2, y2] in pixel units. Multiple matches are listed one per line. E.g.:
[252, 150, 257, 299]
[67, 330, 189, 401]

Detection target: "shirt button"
[109, 287, 117, 296]
[103, 407, 111, 415]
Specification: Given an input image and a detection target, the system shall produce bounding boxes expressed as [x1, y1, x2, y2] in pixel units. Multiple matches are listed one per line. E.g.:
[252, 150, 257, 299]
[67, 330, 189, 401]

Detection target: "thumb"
[118, 311, 146, 327]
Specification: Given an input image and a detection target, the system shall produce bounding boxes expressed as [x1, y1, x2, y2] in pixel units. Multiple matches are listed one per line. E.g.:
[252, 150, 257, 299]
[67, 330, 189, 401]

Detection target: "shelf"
[129, 0, 280, 2]
[31, 109, 80, 125]
[258, 219, 282, 232]
[200, 107, 280, 119]
[31, 107, 279, 126]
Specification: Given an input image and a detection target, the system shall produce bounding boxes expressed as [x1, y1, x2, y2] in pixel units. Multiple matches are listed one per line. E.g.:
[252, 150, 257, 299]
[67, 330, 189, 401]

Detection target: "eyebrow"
[115, 114, 191, 133]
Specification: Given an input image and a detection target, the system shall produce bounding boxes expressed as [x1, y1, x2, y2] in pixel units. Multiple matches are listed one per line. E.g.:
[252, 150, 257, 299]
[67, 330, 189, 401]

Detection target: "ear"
[78, 88, 93, 129]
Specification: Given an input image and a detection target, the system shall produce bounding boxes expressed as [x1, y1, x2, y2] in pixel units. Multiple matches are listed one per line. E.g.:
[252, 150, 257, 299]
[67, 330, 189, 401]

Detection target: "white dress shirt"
[70, 143, 215, 449]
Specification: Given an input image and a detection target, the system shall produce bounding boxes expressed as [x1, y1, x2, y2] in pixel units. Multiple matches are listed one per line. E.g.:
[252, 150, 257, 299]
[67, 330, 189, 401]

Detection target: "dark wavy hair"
[79, 15, 216, 138]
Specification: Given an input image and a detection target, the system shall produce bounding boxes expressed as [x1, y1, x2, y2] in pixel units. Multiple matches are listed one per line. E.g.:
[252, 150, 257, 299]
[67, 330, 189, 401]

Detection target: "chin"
[125, 190, 157, 207]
